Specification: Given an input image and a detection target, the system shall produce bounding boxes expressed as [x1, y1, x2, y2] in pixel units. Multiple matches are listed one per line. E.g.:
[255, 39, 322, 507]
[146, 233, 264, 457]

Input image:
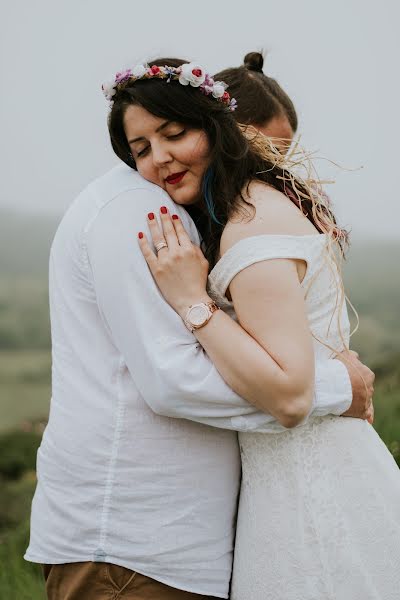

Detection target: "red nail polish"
[160, 206, 167, 214]
[138, 232, 143, 239]
[172, 214, 179, 220]
[148, 212, 155, 220]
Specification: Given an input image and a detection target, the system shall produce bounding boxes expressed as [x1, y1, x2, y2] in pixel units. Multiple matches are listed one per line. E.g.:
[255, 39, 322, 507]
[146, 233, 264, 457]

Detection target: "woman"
[104, 59, 400, 598]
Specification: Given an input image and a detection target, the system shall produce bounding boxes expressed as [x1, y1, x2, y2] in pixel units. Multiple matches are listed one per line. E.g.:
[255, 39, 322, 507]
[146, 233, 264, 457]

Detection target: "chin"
[169, 188, 200, 206]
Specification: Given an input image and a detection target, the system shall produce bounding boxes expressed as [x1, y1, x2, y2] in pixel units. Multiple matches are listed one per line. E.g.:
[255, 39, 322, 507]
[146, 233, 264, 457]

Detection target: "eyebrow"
[128, 120, 172, 145]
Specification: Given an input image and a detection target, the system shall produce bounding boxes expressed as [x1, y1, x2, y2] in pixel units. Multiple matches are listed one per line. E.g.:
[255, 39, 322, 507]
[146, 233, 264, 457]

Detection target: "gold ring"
[155, 241, 168, 253]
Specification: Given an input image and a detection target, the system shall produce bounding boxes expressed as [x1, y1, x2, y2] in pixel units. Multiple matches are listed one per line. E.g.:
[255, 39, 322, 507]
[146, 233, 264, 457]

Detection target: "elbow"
[276, 391, 313, 429]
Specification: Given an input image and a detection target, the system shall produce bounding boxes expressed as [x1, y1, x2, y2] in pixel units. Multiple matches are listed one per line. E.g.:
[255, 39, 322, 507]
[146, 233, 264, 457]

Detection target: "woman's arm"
[185, 259, 314, 428]
[138, 187, 317, 428]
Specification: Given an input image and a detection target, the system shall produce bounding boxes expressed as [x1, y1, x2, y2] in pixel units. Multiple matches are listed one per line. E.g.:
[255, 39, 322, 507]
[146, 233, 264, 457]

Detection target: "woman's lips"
[165, 171, 187, 185]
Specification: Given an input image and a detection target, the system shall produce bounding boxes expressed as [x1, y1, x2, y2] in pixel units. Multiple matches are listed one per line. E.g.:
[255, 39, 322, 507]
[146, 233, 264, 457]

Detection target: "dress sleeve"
[208, 234, 352, 418]
[208, 234, 316, 304]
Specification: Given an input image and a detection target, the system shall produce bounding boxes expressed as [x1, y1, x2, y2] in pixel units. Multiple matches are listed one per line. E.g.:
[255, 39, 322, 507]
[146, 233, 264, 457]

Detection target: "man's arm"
[86, 187, 367, 431]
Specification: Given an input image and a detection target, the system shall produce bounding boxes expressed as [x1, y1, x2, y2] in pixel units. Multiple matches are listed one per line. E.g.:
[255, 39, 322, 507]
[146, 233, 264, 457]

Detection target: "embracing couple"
[25, 53, 400, 599]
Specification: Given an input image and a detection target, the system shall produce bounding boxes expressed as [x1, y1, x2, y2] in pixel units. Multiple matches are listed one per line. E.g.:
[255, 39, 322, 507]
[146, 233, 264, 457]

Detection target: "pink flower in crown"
[179, 63, 206, 87]
[115, 69, 132, 84]
[201, 73, 215, 95]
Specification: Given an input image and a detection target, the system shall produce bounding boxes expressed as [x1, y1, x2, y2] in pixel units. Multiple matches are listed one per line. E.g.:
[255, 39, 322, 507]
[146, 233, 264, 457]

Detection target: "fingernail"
[148, 212, 155, 220]
[160, 206, 167, 214]
[172, 214, 179, 220]
[138, 232, 143, 239]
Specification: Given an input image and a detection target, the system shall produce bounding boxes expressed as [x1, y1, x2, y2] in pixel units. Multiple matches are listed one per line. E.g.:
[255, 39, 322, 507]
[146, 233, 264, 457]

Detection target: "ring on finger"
[155, 240, 168, 253]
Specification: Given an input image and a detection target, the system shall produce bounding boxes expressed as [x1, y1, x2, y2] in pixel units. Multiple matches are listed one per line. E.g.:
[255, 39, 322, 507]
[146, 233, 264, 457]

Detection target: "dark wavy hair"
[214, 51, 298, 132]
[107, 57, 345, 268]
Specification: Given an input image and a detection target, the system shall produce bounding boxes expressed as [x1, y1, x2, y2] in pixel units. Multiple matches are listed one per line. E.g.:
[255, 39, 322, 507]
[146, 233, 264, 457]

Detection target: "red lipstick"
[165, 171, 187, 185]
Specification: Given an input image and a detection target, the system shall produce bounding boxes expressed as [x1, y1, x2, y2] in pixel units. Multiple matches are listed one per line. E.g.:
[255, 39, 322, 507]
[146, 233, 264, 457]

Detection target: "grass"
[372, 387, 400, 464]
[0, 432, 45, 597]
[0, 521, 45, 599]
[0, 351, 50, 433]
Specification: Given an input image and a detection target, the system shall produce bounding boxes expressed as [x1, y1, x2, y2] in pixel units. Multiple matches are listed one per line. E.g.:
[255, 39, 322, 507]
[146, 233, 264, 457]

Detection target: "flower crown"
[102, 62, 237, 111]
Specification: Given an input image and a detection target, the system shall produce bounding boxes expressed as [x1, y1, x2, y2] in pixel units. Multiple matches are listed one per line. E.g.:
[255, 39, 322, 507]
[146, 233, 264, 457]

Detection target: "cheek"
[184, 132, 210, 169]
[198, 135, 211, 162]
[137, 159, 160, 186]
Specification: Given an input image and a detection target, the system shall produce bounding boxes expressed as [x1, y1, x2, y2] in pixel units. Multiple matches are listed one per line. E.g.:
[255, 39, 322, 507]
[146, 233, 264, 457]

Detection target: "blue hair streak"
[202, 167, 222, 225]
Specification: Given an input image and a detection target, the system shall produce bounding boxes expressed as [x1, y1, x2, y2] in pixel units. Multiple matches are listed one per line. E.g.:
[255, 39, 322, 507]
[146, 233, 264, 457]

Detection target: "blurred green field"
[0, 351, 50, 433]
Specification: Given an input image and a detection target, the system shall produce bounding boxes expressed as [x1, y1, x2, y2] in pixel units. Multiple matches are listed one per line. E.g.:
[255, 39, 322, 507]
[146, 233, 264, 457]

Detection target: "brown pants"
[43, 562, 220, 600]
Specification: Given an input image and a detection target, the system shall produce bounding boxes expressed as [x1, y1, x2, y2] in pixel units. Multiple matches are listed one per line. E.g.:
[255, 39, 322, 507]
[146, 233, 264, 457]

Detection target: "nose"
[151, 141, 173, 167]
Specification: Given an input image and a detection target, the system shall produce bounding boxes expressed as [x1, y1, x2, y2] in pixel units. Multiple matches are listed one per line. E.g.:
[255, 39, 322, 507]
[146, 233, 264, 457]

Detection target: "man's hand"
[336, 350, 375, 423]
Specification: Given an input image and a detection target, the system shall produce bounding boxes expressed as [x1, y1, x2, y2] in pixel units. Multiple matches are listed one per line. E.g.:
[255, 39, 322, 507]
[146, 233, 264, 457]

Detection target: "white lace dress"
[208, 234, 400, 600]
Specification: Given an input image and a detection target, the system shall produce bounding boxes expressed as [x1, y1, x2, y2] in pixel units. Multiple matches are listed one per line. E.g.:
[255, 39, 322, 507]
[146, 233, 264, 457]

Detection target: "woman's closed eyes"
[135, 129, 187, 159]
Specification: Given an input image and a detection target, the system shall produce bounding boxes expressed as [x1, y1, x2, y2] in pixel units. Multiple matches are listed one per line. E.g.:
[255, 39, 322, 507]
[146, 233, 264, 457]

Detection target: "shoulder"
[59, 164, 158, 226]
[220, 180, 316, 255]
[55, 164, 167, 240]
[84, 167, 198, 248]
[84, 165, 190, 232]
[87, 163, 166, 209]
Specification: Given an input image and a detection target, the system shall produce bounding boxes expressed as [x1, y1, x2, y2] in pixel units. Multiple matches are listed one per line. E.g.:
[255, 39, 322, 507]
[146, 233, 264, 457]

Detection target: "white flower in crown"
[211, 81, 227, 99]
[179, 63, 206, 87]
[102, 81, 117, 101]
[132, 64, 147, 78]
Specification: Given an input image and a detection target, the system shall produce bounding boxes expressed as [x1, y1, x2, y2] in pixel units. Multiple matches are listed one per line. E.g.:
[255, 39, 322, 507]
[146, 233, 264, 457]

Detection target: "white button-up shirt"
[25, 165, 352, 598]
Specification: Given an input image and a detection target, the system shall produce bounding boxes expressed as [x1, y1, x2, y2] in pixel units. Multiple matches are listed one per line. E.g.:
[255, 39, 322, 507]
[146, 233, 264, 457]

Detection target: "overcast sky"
[1, 0, 399, 240]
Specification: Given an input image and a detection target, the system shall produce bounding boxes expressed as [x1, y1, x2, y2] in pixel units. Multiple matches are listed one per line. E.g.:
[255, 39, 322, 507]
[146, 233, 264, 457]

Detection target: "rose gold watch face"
[188, 304, 209, 327]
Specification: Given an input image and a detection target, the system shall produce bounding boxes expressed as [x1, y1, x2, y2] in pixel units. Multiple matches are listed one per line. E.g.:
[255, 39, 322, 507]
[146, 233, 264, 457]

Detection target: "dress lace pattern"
[208, 234, 400, 600]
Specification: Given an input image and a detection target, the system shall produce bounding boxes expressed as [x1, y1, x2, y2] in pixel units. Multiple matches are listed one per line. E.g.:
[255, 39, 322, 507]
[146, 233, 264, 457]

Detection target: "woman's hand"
[138, 206, 211, 318]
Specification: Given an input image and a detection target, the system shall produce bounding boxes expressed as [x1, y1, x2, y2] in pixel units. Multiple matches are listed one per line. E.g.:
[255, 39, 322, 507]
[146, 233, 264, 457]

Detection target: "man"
[25, 164, 374, 600]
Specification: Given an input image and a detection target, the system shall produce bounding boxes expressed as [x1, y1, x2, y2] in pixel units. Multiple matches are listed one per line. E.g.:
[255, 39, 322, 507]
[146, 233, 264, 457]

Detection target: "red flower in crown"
[150, 65, 161, 75]
[179, 63, 206, 87]
[222, 91, 230, 101]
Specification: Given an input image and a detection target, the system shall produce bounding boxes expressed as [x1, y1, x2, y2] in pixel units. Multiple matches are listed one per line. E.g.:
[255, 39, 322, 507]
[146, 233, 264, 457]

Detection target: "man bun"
[243, 51, 264, 72]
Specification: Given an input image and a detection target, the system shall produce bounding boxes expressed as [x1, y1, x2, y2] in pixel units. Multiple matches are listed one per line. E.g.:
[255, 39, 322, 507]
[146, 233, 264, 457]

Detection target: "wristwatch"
[184, 301, 220, 333]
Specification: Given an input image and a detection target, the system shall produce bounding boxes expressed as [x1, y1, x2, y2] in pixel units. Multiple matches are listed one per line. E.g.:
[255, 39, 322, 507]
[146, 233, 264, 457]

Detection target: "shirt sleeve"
[312, 359, 352, 416]
[85, 187, 352, 432]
